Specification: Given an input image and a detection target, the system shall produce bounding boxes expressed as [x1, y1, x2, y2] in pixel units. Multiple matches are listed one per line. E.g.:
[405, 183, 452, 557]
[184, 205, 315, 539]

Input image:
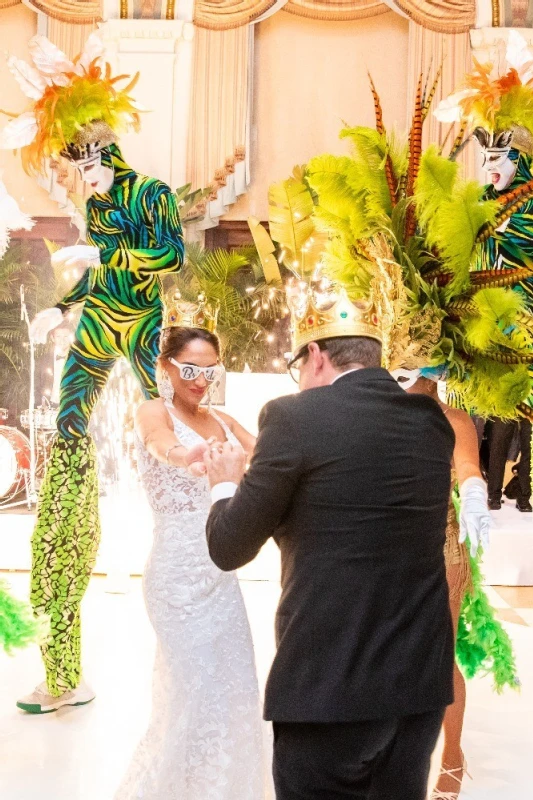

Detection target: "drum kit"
[0, 405, 57, 507]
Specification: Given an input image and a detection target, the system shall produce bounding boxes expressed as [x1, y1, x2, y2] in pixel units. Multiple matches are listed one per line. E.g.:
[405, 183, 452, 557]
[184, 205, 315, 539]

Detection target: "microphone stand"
[20, 284, 37, 508]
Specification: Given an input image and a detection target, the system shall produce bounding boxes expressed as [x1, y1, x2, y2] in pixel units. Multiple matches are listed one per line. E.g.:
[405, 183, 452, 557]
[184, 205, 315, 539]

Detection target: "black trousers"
[488, 419, 532, 502]
[273, 708, 445, 800]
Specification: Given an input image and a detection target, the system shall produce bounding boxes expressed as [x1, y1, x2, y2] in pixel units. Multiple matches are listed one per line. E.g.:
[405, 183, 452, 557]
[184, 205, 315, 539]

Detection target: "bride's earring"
[157, 369, 174, 404]
[206, 378, 220, 411]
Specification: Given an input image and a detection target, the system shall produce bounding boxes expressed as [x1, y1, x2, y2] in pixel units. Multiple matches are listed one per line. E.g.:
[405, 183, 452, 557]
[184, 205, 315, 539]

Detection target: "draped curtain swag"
[394, 0, 475, 33]
[0, 0, 506, 30]
[24, 0, 101, 23]
[194, 0, 279, 29]
[283, 0, 388, 20]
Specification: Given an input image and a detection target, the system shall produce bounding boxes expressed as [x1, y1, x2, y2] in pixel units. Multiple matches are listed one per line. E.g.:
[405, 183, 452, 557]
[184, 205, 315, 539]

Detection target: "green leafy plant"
[163, 243, 290, 371]
[0, 244, 56, 420]
[175, 184, 212, 225]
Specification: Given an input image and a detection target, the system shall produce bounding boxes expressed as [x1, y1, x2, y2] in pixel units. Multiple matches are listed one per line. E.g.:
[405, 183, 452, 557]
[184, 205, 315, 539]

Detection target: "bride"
[115, 320, 265, 799]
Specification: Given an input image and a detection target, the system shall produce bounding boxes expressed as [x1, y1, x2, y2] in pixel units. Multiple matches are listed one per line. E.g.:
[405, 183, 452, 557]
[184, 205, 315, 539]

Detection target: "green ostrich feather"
[415, 147, 499, 298]
[0, 580, 44, 654]
[452, 491, 520, 692]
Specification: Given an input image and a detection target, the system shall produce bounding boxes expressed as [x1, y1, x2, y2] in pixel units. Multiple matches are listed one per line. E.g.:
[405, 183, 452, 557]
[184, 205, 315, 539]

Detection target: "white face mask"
[481, 148, 517, 191]
[74, 152, 114, 193]
[390, 368, 420, 391]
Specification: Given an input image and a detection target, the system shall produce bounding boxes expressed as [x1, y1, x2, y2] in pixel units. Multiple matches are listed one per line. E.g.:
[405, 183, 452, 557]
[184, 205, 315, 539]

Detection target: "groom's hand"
[204, 440, 246, 488]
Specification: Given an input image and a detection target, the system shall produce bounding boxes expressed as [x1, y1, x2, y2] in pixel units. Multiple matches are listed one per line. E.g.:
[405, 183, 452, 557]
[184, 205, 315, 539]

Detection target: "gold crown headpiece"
[163, 292, 219, 333]
[286, 275, 382, 356]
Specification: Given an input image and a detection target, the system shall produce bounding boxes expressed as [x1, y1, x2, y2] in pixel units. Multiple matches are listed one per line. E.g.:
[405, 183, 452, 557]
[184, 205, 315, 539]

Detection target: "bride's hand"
[187, 460, 207, 477]
[184, 437, 222, 476]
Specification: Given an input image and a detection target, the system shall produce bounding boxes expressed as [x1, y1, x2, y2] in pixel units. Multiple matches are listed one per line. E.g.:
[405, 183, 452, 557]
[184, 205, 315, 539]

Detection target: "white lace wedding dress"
[115, 408, 265, 800]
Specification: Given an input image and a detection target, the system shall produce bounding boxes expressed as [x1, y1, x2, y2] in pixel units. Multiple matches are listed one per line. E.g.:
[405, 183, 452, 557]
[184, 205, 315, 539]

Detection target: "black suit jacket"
[206, 368, 456, 723]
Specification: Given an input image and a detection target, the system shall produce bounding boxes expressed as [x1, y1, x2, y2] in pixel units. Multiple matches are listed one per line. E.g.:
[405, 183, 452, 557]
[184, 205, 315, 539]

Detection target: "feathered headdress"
[435, 30, 533, 153]
[0, 34, 141, 175]
[251, 76, 533, 420]
[308, 74, 533, 419]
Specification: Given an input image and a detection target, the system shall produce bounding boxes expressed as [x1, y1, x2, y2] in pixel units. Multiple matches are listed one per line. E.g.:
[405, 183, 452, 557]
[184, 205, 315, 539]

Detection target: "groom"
[204, 291, 455, 799]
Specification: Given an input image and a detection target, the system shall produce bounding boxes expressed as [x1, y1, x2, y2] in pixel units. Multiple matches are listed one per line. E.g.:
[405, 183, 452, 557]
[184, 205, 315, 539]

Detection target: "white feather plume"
[434, 90, 473, 124]
[0, 175, 35, 258]
[0, 112, 39, 150]
[28, 35, 74, 85]
[505, 30, 533, 85]
[7, 56, 47, 100]
[75, 33, 105, 75]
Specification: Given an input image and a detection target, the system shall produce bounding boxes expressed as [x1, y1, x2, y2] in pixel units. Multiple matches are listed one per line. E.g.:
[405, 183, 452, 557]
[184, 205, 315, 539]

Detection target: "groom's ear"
[307, 341, 326, 374]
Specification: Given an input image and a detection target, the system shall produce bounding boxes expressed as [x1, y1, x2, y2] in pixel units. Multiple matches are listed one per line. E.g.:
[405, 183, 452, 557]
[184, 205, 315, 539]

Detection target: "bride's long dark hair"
[158, 326, 221, 365]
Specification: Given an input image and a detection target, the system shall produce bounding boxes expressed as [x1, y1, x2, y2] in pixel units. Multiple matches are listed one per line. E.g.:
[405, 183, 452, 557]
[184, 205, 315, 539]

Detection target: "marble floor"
[0, 573, 532, 800]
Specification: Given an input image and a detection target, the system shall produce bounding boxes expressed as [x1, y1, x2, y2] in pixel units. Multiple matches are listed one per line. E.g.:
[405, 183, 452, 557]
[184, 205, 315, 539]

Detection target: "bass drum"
[0, 427, 30, 500]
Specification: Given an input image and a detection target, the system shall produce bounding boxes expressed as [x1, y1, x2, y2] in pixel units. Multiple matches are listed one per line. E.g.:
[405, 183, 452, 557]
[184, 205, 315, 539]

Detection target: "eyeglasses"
[287, 341, 328, 383]
[169, 358, 223, 383]
[287, 346, 310, 384]
[287, 357, 302, 384]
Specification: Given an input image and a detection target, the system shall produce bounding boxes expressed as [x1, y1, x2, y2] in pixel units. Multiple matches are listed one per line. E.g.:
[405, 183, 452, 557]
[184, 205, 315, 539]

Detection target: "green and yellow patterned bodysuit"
[476, 150, 533, 412]
[30, 145, 184, 697]
[477, 151, 533, 308]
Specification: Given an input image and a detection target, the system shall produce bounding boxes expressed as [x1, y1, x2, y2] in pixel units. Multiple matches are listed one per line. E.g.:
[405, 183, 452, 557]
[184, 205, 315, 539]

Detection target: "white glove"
[29, 307, 63, 344]
[51, 245, 100, 270]
[459, 476, 491, 557]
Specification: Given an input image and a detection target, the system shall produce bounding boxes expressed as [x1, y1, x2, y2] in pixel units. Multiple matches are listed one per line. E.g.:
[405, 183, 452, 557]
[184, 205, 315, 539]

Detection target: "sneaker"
[516, 498, 532, 512]
[488, 497, 502, 510]
[16, 681, 95, 714]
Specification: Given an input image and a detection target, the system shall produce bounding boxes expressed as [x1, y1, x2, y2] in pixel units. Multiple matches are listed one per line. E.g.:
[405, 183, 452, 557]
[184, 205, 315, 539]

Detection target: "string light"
[266, 334, 275, 343]
[90, 361, 142, 490]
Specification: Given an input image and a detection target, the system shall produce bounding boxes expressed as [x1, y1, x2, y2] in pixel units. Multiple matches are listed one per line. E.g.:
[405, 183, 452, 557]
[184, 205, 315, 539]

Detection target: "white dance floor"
[0, 572, 532, 800]
[1, 488, 530, 585]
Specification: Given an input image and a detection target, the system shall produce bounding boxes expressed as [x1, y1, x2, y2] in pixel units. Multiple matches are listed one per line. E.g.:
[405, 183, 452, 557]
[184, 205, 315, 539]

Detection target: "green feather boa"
[453, 490, 520, 692]
[0, 579, 44, 654]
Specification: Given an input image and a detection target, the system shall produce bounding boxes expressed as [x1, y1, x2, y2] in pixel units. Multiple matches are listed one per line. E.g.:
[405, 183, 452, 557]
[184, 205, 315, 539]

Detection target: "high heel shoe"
[430, 757, 471, 799]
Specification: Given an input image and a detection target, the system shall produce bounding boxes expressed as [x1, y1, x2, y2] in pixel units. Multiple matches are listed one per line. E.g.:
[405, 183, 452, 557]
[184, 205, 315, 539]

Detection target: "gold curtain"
[47, 17, 98, 56]
[284, 0, 389, 21]
[20, 1, 102, 23]
[187, 25, 250, 197]
[393, 0, 476, 34]
[408, 21, 476, 177]
[193, 0, 278, 30]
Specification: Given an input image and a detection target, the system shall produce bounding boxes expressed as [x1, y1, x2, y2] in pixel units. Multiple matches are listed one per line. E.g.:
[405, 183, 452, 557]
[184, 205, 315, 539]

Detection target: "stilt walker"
[435, 29, 533, 513]
[0, 34, 184, 712]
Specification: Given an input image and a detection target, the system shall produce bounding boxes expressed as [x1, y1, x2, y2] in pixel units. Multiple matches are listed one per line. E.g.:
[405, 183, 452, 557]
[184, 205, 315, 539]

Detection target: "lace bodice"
[135, 406, 239, 518]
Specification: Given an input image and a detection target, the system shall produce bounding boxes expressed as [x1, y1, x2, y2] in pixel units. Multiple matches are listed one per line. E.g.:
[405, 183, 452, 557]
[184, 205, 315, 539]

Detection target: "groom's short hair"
[308, 336, 382, 370]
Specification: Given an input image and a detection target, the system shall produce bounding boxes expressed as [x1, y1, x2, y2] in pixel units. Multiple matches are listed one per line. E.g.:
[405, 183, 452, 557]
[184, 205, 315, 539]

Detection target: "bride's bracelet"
[165, 443, 182, 464]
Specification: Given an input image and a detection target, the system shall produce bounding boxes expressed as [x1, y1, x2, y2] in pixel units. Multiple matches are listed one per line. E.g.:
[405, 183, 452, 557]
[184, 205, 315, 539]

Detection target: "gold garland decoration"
[0, 0, 21, 8]
[207, 144, 246, 199]
[284, 0, 389, 22]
